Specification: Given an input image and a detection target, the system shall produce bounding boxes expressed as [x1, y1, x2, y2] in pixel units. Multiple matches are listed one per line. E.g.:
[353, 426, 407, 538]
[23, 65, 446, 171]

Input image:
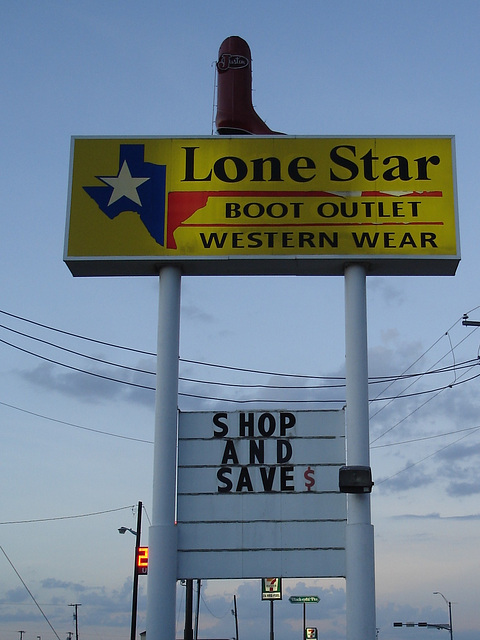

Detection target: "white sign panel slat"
[178, 520, 345, 550]
[179, 549, 346, 581]
[178, 464, 341, 495]
[177, 410, 346, 579]
[179, 409, 342, 438]
[178, 492, 346, 523]
[178, 438, 344, 467]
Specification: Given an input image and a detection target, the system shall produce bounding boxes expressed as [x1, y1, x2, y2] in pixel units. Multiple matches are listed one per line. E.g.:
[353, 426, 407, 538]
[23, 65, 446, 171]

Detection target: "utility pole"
[448, 601, 453, 640]
[131, 501, 142, 640]
[69, 603, 81, 640]
[233, 595, 239, 640]
[18, 631, 25, 640]
[118, 501, 143, 640]
[194, 579, 201, 640]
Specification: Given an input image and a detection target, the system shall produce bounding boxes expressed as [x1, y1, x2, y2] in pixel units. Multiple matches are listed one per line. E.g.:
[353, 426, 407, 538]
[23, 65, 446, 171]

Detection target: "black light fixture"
[339, 466, 374, 493]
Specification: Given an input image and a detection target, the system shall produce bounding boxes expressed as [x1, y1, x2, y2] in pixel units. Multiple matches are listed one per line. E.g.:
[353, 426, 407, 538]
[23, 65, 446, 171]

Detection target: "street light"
[462, 315, 480, 327]
[119, 501, 143, 640]
[433, 592, 453, 640]
[118, 527, 136, 535]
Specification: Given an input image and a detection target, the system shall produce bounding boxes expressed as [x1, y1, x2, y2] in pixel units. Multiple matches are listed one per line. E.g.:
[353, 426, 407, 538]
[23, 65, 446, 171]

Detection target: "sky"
[1, 1, 480, 639]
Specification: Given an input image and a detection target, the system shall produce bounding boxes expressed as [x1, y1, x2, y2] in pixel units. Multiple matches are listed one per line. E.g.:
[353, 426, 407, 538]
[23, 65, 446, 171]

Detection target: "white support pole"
[146, 265, 182, 640]
[344, 263, 376, 640]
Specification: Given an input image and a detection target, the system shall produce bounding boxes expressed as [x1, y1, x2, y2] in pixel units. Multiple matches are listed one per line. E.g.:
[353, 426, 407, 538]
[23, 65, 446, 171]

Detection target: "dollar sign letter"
[304, 466, 315, 491]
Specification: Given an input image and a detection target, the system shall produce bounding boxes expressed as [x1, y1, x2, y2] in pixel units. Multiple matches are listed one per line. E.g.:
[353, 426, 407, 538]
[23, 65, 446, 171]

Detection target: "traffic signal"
[305, 628, 318, 639]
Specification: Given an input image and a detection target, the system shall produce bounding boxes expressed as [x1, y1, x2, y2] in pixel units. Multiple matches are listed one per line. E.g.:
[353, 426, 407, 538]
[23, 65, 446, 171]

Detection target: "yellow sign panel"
[64, 136, 459, 276]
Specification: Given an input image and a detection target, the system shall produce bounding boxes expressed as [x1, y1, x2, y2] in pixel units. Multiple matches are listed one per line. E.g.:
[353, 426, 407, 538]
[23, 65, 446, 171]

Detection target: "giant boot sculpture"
[215, 35, 284, 135]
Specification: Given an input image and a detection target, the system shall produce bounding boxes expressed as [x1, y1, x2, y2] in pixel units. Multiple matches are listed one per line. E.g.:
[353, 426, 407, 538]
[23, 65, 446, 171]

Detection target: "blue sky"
[2, 1, 480, 639]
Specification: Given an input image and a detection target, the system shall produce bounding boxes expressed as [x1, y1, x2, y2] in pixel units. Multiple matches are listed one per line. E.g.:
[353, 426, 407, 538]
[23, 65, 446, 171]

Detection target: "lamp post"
[119, 501, 143, 640]
[434, 592, 453, 640]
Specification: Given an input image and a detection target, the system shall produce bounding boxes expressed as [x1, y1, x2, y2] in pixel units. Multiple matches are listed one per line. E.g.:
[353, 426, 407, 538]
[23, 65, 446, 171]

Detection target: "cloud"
[41, 578, 90, 591]
[376, 601, 438, 633]
[376, 463, 434, 493]
[435, 440, 480, 496]
[438, 439, 480, 463]
[1, 586, 29, 604]
[19, 360, 155, 406]
[368, 277, 406, 306]
[446, 480, 480, 497]
[391, 512, 480, 521]
[433, 385, 480, 425]
[181, 301, 216, 323]
[0, 576, 141, 631]
[375, 438, 480, 496]
[368, 329, 480, 501]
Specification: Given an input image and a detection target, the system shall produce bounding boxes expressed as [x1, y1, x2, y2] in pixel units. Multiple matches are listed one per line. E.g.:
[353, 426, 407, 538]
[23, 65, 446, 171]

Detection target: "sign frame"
[176, 409, 346, 580]
[64, 135, 460, 277]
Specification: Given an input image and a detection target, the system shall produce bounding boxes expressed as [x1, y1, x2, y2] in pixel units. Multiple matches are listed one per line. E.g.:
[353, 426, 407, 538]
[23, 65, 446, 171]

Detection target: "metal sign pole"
[146, 265, 182, 640]
[344, 263, 376, 640]
[303, 602, 306, 640]
[270, 600, 274, 640]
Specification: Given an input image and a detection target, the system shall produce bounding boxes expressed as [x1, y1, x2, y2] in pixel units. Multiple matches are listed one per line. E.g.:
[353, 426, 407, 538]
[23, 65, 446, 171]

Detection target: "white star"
[99, 161, 150, 207]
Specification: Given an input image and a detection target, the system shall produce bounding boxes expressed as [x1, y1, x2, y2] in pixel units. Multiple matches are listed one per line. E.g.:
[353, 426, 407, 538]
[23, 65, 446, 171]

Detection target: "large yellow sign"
[64, 136, 459, 276]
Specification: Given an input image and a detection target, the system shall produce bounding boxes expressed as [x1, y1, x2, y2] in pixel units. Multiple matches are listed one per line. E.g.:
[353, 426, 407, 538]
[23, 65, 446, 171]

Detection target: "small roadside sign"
[289, 595, 320, 604]
[262, 578, 282, 600]
[136, 546, 148, 575]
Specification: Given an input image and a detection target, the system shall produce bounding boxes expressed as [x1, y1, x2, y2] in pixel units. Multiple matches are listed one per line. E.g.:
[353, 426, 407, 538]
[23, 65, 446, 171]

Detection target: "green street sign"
[289, 596, 320, 604]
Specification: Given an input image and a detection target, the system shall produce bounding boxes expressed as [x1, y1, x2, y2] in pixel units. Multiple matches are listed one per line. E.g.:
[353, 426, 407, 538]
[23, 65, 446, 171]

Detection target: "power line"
[0, 309, 345, 378]
[0, 309, 155, 356]
[0, 399, 153, 443]
[0, 322, 155, 375]
[0, 504, 136, 526]
[3, 308, 480, 455]
[192, 368, 480, 403]
[369, 324, 477, 421]
[3, 308, 480, 490]
[2, 315, 477, 389]
[376, 425, 480, 485]
[1, 327, 479, 401]
[0, 336, 155, 391]
[371, 425, 480, 449]
[3, 393, 479, 455]
[370, 358, 480, 445]
[3, 307, 478, 386]
[0, 545, 62, 640]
